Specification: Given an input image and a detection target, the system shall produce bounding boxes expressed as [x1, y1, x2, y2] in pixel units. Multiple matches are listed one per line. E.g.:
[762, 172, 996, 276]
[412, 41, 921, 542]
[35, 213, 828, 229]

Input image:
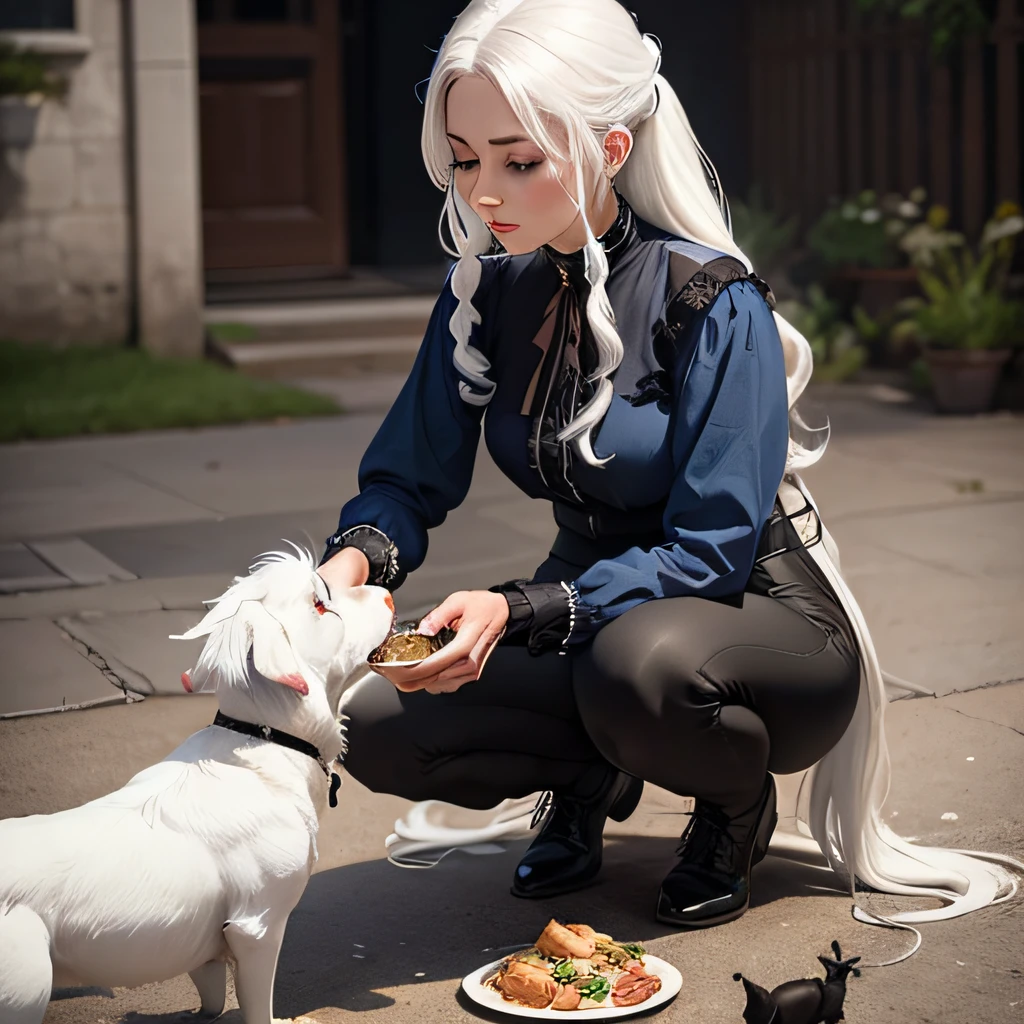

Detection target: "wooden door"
[197, 0, 346, 276]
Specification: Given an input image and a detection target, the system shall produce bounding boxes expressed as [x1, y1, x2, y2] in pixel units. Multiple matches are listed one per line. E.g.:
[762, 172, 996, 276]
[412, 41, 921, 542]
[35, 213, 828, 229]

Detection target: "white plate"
[461, 952, 682, 1020]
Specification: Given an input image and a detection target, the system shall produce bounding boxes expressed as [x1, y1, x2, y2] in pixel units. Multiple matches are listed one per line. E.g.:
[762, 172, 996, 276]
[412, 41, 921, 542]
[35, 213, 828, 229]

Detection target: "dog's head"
[170, 545, 395, 753]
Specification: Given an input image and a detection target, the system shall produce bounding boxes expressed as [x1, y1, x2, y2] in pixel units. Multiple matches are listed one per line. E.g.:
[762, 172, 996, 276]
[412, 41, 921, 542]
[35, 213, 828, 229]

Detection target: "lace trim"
[558, 580, 580, 656]
[676, 267, 777, 312]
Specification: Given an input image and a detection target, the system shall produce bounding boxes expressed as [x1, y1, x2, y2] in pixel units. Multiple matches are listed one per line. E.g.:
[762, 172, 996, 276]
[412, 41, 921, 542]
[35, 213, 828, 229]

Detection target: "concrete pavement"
[0, 382, 1021, 1022]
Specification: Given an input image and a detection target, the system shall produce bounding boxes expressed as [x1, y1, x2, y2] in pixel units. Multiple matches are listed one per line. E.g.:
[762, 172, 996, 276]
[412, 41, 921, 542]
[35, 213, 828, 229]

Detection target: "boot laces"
[674, 804, 747, 875]
[530, 790, 553, 830]
[529, 788, 587, 845]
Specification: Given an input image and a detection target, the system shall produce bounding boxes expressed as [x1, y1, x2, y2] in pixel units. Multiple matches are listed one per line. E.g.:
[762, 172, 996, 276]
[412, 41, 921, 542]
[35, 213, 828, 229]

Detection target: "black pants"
[343, 526, 861, 816]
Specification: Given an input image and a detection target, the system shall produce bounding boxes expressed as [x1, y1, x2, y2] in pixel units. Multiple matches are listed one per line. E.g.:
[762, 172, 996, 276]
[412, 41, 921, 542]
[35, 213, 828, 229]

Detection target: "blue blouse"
[333, 206, 790, 651]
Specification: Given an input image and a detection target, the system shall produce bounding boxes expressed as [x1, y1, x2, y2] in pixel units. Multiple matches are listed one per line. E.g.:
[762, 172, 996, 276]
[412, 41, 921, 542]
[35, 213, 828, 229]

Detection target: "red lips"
[489, 221, 519, 233]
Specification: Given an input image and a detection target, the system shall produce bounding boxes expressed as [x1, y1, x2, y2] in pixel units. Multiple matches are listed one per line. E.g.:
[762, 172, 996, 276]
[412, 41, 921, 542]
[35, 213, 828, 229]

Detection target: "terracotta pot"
[831, 266, 920, 315]
[923, 348, 1012, 414]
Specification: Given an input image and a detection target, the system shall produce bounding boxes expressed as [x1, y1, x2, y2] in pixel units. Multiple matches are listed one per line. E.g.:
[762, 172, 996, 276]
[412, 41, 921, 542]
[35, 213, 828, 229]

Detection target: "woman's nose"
[472, 167, 502, 211]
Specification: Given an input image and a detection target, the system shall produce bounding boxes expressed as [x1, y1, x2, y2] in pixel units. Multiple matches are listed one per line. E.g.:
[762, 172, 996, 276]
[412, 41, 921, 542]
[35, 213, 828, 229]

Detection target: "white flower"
[860, 209, 881, 224]
[898, 201, 921, 219]
[898, 224, 965, 266]
[909, 186, 928, 204]
[981, 215, 1024, 246]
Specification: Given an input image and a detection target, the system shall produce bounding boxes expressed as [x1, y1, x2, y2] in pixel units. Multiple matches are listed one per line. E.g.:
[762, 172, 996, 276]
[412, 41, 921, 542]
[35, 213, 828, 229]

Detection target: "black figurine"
[734, 940, 861, 1024]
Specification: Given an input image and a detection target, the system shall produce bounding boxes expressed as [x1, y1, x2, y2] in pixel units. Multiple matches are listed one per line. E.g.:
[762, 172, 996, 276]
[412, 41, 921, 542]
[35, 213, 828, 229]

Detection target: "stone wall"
[0, 0, 130, 346]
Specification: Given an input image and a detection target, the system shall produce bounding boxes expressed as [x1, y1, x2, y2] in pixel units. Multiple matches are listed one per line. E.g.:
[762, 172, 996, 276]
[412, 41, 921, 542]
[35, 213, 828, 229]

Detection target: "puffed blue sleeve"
[328, 262, 499, 590]
[567, 280, 789, 642]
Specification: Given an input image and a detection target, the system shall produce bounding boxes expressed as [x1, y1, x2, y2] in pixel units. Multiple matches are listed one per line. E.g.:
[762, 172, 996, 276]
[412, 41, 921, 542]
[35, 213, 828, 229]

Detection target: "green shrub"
[0, 41, 68, 101]
[777, 286, 867, 382]
[729, 185, 798, 277]
[0, 341, 340, 442]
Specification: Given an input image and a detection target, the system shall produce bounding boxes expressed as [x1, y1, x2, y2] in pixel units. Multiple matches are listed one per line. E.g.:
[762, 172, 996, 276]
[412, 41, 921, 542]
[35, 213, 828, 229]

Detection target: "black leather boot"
[655, 774, 777, 927]
[511, 766, 644, 899]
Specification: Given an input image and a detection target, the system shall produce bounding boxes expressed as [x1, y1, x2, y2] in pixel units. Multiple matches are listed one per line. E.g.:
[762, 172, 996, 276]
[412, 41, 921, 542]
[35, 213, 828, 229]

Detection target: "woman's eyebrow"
[447, 132, 531, 146]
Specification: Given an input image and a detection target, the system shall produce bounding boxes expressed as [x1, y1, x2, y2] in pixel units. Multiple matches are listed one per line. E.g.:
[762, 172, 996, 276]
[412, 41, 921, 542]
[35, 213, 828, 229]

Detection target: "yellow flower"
[994, 200, 1022, 221]
[926, 204, 950, 230]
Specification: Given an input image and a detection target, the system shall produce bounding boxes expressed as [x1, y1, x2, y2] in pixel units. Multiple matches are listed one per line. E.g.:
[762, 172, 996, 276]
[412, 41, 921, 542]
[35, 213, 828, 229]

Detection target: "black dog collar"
[212, 710, 342, 808]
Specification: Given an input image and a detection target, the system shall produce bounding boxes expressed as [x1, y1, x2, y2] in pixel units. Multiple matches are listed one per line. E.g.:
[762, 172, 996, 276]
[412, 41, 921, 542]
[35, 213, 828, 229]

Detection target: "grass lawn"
[0, 341, 341, 442]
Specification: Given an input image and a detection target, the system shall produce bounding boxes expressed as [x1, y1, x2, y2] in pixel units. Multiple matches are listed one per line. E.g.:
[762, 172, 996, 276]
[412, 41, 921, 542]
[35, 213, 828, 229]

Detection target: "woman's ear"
[603, 123, 633, 177]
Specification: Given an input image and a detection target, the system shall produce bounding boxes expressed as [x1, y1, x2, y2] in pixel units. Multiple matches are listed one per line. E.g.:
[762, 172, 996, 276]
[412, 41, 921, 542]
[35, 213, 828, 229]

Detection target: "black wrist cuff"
[488, 579, 581, 656]
[487, 578, 534, 639]
[321, 525, 402, 589]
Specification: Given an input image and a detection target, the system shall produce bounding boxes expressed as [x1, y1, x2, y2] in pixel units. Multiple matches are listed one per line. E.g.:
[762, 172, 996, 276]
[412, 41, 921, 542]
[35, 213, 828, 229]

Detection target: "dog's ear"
[173, 595, 313, 696]
[171, 590, 252, 694]
[170, 588, 251, 643]
[244, 601, 312, 696]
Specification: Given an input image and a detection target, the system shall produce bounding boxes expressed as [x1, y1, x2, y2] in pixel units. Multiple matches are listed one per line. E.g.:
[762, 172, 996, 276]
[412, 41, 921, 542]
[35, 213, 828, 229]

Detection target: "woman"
[318, 0, 1016, 936]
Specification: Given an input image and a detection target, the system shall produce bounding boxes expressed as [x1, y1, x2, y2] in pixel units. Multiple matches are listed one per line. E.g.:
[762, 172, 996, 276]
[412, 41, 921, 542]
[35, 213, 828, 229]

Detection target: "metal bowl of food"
[367, 619, 458, 668]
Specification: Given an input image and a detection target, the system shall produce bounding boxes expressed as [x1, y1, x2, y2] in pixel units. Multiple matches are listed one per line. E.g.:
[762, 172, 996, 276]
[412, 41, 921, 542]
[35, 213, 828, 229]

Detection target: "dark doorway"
[197, 0, 347, 278]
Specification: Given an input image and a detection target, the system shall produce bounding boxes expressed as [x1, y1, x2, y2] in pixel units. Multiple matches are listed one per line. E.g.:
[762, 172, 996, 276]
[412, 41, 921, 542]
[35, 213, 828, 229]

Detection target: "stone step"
[204, 297, 435, 378]
[203, 296, 435, 342]
[209, 334, 423, 379]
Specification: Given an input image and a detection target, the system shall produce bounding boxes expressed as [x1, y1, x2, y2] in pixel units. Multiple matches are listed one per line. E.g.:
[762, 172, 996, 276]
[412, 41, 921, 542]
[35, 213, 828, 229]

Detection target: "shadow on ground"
[98, 834, 844, 1023]
[266, 836, 843, 1018]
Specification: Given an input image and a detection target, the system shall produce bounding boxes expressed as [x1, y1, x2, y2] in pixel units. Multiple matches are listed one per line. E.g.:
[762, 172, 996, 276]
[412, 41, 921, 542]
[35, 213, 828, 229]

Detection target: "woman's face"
[444, 75, 609, 256]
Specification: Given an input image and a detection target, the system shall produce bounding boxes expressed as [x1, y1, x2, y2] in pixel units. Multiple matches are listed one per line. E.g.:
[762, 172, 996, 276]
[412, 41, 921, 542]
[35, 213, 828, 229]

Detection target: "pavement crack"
[941, 704, 1024, 738]
[59, 625, 131, 695]
[942, 676, 1024, 696]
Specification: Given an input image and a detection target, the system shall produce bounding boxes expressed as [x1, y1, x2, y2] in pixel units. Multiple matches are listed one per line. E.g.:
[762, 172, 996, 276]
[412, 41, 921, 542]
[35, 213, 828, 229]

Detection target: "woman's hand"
[372, 590, 510, 695]
[317, 546, 370, 592]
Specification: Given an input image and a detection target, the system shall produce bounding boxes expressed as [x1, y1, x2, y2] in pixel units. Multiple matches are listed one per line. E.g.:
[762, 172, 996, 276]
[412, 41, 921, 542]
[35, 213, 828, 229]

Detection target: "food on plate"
[496, 959, 559, 1009]
[484, 919, 664, 1011]
[367, 620, 457, 664]
[535, 920, 597, 960]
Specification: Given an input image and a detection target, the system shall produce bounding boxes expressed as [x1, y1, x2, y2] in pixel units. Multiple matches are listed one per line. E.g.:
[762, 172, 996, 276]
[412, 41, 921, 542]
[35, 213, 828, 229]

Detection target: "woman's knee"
[764, 638, 861, 775]
[573, 618, 709, 769]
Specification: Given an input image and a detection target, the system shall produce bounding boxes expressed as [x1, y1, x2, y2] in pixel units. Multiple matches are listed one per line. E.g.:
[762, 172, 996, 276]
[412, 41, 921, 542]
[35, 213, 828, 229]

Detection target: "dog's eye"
[313, 597, 327, 616]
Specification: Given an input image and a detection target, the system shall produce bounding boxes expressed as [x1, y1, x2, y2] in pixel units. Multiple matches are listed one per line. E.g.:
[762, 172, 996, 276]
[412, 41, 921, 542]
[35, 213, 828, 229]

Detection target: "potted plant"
[892, 203, 1024, 414]
[0, 41, 68, 148]
[805, 188, 930, 346]
[777, 285, 868, 384]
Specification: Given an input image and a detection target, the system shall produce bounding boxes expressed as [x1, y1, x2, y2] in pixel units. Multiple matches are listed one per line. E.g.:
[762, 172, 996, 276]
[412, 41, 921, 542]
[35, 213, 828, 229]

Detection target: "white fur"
[0, 547, 395, 1024]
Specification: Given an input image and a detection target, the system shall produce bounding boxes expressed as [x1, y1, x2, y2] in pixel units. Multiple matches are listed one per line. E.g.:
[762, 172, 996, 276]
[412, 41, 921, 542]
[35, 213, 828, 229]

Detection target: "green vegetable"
[552, 960, 577, 982]
[621, 943, 647, 959]
[575, 976, 611, 1003]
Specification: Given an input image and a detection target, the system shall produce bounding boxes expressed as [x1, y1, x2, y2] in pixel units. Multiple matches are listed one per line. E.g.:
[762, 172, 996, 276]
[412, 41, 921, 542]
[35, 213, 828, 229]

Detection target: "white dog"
[0, 547, 395, 1024]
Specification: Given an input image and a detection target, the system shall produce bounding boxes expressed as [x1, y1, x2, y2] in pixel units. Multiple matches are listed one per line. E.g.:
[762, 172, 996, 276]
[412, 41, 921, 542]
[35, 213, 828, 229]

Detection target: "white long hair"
[420, 0, 821, 472]
[415, 0, 1021, 953]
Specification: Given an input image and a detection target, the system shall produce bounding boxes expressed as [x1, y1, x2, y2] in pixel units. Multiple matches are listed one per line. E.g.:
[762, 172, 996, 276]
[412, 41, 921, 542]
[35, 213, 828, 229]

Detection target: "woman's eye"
[450, 159, 479, 172]
[508, 161, 539, 172]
